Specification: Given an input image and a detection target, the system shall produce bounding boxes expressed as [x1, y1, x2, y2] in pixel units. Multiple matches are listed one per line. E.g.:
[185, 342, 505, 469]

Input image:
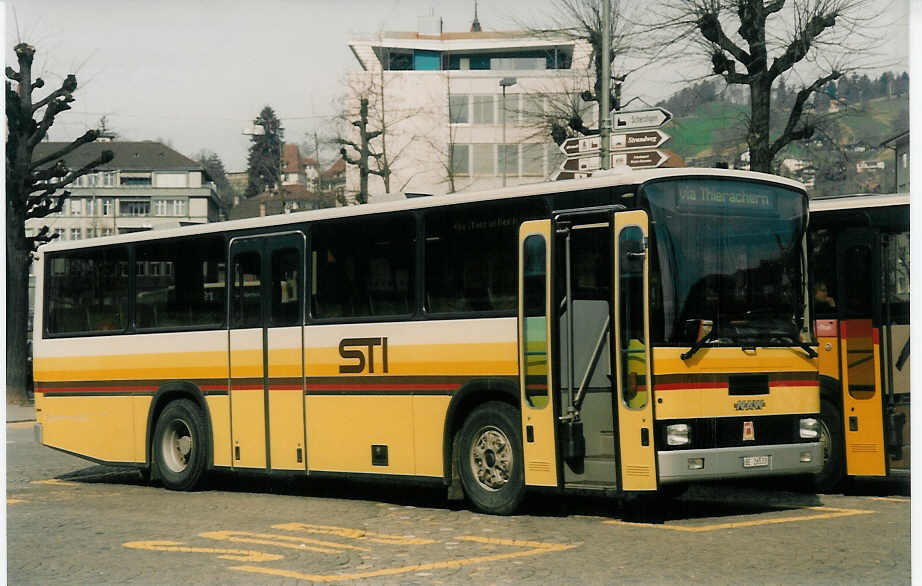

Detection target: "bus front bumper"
[658, 442, 822, 483]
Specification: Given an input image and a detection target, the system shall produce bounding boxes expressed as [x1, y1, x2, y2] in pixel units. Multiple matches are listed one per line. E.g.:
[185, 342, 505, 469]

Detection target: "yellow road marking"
[123, 540, 283, 562]
[227, 535, 577, 582]
[200, 530, 369, 554]
[867, 497, 909, 503]
[604, 506, 874, 532]
[33, 479, 79, 486]
[7, 498, 26, 504]
[272, 522, 436, 545]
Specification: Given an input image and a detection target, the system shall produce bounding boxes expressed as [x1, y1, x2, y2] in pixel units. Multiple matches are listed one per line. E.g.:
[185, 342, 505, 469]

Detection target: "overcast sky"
[6, 0, 910, 172]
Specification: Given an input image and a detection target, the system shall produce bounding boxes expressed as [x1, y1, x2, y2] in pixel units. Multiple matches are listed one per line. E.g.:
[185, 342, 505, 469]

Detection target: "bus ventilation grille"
[528, 461, 551, 472]
[851, 444, 879, 453]
[624, 465, 651, 477]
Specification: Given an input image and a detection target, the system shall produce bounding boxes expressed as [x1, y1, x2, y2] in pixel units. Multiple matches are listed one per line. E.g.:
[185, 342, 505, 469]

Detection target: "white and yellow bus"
[33, 168, 822, 515]
[808, 192, 910, 490]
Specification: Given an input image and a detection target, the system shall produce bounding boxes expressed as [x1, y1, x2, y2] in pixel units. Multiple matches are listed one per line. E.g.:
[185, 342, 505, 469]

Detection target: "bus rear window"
[46, 247, 129, 335]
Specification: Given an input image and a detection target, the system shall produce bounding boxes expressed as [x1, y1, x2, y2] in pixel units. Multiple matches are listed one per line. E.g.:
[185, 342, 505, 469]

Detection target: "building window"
[102, 199, 113, 216]
[450, 144, 470, 176]
[70, 199, 82, 216]
[86, 227, 98, 239]
[101, 228, 114, 237]
[449, 95, 470, 124]
[70, 228, 82, 241]
[472, 95, 495, 124]
[120, 175, 152, 186]
[103, 172, 116, 186]
[521, 143, 545, 176]
[85, 199, 95, 216]
[498, 145, 519, 178]
[154, 199, 169, 216]
[522, 95, 545, 125]
[172, 199, 186, 216]
[387, 51, 413, 71]
[54, 228, 66, 240]
[120, 201, 151, 216]
[87, 173, 98, 187]
[472, 144, 494, 175]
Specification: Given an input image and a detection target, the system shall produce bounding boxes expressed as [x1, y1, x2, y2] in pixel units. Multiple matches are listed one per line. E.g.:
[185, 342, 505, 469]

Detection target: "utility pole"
[600, 0, 611, 170]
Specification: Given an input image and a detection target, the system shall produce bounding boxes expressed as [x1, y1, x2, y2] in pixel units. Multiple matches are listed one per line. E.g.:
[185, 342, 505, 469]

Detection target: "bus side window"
[808, 227, 838, 318]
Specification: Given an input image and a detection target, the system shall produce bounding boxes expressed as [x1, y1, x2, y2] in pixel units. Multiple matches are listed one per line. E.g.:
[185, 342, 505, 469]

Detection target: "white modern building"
[345, 15, 593, 200]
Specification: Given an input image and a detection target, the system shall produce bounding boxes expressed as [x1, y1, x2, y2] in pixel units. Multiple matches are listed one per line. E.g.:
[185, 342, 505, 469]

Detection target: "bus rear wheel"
[153, 399, 207, 491]
[458, 402, 525, 515]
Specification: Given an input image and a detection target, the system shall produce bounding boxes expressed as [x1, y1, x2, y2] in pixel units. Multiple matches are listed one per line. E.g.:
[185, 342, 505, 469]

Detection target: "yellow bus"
[807, 192, 910, 490]
[33, 168, 821, 515]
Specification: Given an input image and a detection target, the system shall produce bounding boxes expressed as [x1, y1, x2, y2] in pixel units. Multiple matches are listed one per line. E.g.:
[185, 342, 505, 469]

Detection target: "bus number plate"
[743, 455, 770, 468]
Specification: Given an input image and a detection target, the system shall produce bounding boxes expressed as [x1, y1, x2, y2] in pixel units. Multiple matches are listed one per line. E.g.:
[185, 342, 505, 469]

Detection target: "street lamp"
[499, 76, 517, 187]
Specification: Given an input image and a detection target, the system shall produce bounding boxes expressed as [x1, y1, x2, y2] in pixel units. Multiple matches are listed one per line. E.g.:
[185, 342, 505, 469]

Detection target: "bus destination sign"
[676, 185, 776, 211]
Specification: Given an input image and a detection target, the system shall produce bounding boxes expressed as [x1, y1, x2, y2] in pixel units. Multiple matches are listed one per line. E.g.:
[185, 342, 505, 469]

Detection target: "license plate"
[743, 455, 770, 468]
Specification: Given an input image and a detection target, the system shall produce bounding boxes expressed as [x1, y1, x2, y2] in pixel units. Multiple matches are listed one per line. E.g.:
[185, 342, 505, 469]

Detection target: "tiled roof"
[33, 141, 203, 171]
[322, 158, 346, 178]
[282, 143, 304, 173]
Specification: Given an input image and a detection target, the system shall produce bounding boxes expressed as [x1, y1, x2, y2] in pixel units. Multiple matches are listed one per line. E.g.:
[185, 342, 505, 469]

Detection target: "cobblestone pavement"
[7, 421, 910, 585]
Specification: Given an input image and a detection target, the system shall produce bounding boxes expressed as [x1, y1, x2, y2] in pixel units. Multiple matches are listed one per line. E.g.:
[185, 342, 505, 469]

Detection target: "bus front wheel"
[813, 398, 845, 493]
[458, 402, 525, 515]
[153, 399, 207, 491]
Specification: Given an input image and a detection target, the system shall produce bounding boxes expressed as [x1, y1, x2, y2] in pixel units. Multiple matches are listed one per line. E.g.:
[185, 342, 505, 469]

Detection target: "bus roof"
[809, 192, 910, 213]
[36, 167, 806, 253]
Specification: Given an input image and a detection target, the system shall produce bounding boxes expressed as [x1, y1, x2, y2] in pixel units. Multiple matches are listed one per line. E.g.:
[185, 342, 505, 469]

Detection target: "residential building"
[856, 160, 886, 173]
[29, 140, 220, 242]
[228, 144, 342, 219]
[345, 14, 592, 200]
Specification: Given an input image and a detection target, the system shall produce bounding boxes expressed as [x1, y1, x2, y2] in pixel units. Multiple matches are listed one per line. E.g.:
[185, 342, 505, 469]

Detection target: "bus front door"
[229, 233, 306, 472]
[612, 210, 657, 492]
[517, 220, 558, 488]
[836, 228, 886, 477]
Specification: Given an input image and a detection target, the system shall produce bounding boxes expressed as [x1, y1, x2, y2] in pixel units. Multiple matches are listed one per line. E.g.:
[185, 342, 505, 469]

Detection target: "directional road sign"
[611, 149, 668, 169]
[559, 149, 668, 173]
[612, 108, 672, 131]
[553, 170, 594, 181]
[560, 129, 670, 156]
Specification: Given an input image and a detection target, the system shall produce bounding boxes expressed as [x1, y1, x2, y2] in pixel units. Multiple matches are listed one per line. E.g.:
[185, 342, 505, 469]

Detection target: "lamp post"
[499, 76, 517, 187]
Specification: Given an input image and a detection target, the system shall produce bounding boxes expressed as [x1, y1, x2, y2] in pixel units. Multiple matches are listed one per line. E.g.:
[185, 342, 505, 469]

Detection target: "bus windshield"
[642, 178, 807, 347]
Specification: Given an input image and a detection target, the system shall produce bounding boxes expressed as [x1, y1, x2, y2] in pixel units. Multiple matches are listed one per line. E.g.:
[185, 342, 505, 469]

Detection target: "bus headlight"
[666, 423, 691, 446]
[800, 418, 819, 439]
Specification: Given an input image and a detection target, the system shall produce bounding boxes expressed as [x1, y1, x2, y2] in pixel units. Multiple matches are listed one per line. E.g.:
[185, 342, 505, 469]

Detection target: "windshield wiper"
[738, 331, 819, 359]
[681, 327, 717, 361]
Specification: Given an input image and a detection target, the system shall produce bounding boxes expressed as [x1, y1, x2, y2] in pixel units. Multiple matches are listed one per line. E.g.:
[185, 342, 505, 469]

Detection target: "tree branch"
[30, 130, 102, 169]
[26, 225, 59, 252]
[770, 71, 841, 157]
[697, 11, 752, 67]
[768, 12, 837, 80]
[30, 75, 76, 113]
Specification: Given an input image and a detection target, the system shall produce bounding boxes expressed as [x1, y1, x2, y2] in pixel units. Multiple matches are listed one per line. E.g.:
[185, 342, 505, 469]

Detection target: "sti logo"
[339, 337, 389, 374]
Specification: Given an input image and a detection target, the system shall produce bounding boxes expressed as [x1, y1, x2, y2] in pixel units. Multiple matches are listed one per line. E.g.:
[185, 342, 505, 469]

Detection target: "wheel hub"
[470, 426, 512, 491]
[161, 419, 193, 473]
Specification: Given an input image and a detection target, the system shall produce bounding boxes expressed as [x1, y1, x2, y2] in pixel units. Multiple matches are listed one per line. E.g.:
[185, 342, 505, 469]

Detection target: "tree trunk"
[6, 191, 31, 405]
[748, 79, 773, 173]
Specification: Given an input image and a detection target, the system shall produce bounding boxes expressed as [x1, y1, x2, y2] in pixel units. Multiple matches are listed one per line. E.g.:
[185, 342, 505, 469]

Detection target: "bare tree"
[337, 68, 421, 203]
[6, 42, 113, 404]
[643, 0, 889, 173]
[524, 0, 643, 139]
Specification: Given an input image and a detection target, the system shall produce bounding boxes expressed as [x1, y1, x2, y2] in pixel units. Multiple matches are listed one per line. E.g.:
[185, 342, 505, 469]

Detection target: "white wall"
[154, 172, 188, 188]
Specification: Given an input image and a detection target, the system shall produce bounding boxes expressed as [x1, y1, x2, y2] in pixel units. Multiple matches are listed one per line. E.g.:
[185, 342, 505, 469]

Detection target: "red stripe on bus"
[814, 319, 838, 337]
[231, 385, 264, 391]
[873, 328, 880, 345]
[770, 380, 819, 388]
[845, 319, 873, 338]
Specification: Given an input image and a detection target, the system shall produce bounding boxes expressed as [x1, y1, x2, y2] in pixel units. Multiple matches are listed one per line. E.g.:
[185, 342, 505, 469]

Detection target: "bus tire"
[153, 399, 207, 491]
[458, 402, 524, 515]
[812, 398, 845, 492]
